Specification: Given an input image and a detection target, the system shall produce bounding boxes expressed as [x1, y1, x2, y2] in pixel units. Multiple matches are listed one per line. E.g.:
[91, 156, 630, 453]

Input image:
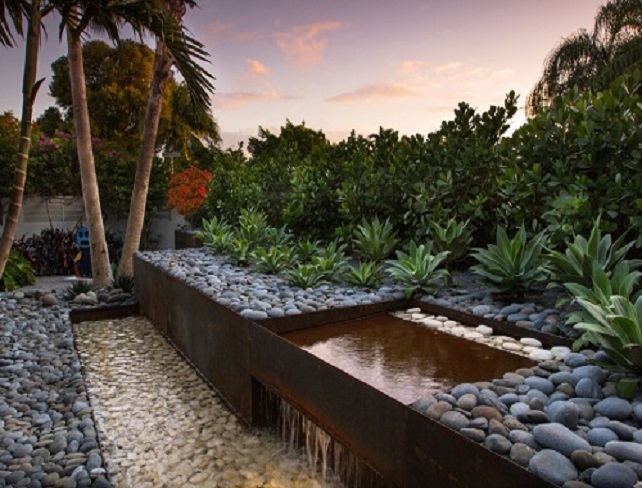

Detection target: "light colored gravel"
[74, 316, 339, 488]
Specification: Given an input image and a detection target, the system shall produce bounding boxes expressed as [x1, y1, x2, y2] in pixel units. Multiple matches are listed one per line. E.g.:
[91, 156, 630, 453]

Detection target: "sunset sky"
[0, 0, 605, 147]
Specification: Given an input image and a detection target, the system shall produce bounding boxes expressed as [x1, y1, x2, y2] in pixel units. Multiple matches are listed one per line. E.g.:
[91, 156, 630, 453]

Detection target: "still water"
[285, 313, 533, 404]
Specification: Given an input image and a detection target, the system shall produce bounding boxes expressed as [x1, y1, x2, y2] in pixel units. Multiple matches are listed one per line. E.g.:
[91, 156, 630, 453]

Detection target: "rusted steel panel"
[174, 230, 203, 249]
[69, 303, 139, 324]
[135, 257, 253, 422]
[412, 300, 573, 349]
[261, 299, 407, 334]
[248, 321, 406, 484]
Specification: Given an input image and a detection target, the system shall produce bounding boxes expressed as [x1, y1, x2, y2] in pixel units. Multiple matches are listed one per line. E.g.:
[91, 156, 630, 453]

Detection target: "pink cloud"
[246, 59, 270, 76]
[216, 91, 296, 111]
[276, 21, 348, 65]
[400, 61, 428, 74]
[432, 62, 463, 73]
[327, 83, 420, 104]
[202, 20, 262, 45]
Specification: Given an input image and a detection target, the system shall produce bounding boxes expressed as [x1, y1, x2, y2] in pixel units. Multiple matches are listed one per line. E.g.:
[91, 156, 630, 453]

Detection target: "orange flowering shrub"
[167, 167, 213, 216]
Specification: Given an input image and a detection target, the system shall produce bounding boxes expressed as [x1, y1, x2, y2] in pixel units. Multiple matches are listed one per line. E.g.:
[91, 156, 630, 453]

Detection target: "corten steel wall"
[135, 257, 253, 420]
[135, 256, 557, 487]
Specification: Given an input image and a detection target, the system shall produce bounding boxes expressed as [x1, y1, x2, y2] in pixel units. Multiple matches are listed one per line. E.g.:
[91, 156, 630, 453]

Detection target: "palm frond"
[0, 0, 29, 47]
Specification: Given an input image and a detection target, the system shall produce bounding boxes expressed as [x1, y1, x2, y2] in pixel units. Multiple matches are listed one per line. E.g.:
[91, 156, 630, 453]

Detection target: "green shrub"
[265, 225, 293, 247]
[547, 216, 640, 294]
[386, 241, 449, 298]
[353, 217, 398, 262]
[344, 262, 382, 288]
[1, 251, 36, 292]
[288, 264, 327, 289]
[471, 226, 548, 297]
[429, 218, 473, 284]
[252, 246, 295, 275]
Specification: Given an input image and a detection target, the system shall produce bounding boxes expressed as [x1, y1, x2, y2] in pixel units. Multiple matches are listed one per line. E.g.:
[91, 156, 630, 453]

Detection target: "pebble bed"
[398, 307, 642, 487]
[0, 291, 110, 488]
[137, 248, 406, 319]
[74, 316, 337, 488]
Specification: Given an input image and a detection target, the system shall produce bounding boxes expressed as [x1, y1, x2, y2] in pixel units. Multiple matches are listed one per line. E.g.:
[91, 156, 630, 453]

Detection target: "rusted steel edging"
[134, 255, 557, 488]
[69, 303, 140, 324]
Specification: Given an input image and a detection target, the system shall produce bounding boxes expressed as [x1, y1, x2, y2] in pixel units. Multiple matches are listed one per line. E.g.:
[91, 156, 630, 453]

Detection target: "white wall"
[1, 196, 186, 249]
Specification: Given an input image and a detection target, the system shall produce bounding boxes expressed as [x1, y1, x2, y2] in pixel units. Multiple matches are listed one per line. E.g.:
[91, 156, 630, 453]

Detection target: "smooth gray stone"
[529, 450, 578, 486]
[532, 423, 591, 457]
[591, 462, 637, 488]
[588, 428, 619, 447]
[605, 441, 642, 463]
[546, 402, 580, 430]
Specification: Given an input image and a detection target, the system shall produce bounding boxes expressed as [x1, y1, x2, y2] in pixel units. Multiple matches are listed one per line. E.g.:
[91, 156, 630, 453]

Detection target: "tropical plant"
[63, 279, 93, 301]
[119, 0, 216, 278]
[228, 237, 252, 267]
[311, 240, 348, 279]
[288, 264, 327, 289]
[570, 294, 642, 379]
[546, 217, 640, 292]
[0, 0, 45, 284]
[294, 239, 321, 262]
[108, 270, 135, 294]
[353, 217, 399, 262]
[252, 246, 295, 275]
[343, 262, 382, 289]
[210, 228, 234, 253]
[528, 0, 642, 114]
[471, 226, 548, 297]
[386, 241, 450, 298]
[0, 250, 36, 292]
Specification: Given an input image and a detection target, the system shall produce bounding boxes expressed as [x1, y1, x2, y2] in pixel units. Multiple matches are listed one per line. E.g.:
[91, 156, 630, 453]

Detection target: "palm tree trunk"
[67, 21, 112, 288]
[118, 0, 185, 277]
[0, 0, 42, 280]
[117, 40, 173, 277]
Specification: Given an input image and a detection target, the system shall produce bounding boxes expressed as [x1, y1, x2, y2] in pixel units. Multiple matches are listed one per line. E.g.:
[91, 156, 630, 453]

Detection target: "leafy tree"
[49, 39, 176, 144]
[528, 0, 642, 114]
[36, 106, 66, 136]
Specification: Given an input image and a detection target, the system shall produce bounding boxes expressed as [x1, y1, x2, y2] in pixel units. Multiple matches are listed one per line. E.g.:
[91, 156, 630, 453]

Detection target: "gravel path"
[74, 316, 340, 488]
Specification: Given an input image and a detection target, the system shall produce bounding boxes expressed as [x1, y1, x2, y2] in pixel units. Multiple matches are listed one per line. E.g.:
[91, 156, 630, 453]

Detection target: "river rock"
[529, 450, 578, 486]
[605, 441, 642, 463]
[532, 423, 591, 457]
[591, 462, 638, 488]
[595, 398, 633, 420]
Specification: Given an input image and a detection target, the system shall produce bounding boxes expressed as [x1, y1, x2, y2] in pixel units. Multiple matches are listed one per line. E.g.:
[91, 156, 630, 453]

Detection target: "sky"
[0, 0, 605, 148]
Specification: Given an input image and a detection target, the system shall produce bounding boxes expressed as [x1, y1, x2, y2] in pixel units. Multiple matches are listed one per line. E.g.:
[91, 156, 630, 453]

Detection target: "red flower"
[167, 167, 213, 216]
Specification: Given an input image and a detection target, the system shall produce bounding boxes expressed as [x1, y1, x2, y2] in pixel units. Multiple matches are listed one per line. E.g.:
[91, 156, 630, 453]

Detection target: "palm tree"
[527, 0, 642, 115]
[0, 0, 46, 281]
[118, 0, 215, 277]
[63, 0, 213, 285]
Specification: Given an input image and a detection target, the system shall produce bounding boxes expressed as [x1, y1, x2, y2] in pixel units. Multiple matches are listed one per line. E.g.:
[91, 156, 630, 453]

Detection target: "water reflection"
[285, 314, 533, 404]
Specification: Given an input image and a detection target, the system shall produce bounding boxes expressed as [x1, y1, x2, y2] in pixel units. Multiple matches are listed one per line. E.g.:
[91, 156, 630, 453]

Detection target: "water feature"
[284, 313, 533, 405]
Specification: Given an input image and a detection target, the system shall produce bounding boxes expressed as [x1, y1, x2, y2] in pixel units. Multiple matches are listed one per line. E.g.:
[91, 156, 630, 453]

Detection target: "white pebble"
[529, 349, 554, 361]
[476, 325, 493, 336]
[520, 338, 543, 348]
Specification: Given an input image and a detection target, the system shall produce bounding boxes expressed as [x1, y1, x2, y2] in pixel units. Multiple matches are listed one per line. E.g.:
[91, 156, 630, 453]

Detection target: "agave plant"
[295, 239, 322, 262]
[64, 279, 93, 301]
[311, 240, 349, 279]
[344, 262, 382, 288]
[194, 216, 231, 248]
[238, 208, 270, 246]
[228, 237, 252, 267]
[429, 217, 473, 284]
[547, 216, 641, 291]
[353, 217, 399, 262]
[570, 295, 642, 380]
[471, 226, 548, 298]
[564, 260, 642, 308]
[252, 246, 295, 275]
[386, 241, 450, 298]
[288, 264, 327, 289]
[265, 225, 293, 247]
[210, 228, 234, 253]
